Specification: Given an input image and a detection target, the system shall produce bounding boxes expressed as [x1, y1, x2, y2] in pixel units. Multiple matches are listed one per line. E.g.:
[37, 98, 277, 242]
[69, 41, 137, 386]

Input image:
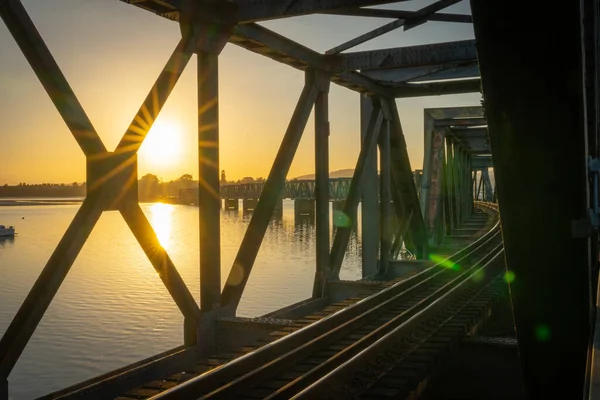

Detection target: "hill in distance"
[293, 169, 355, 180]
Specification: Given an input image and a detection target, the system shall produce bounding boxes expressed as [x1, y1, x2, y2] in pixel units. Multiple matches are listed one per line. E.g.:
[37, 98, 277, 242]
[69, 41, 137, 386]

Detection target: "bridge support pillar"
[224, 198, 239, 210]
[313, 81, 330, 297]
[482, 168, 493, 202]
[243, 198, 259, 212]
[273, 197, 283, 218]
[360, 94, 380, 278]
[472, 0, 591, 396]
[0, 378, 6, 400]
[379, 116, 392, 275]
[421, 114, 446, 246]
[294, 199, 315, 219]
[332, 200, 345, 211]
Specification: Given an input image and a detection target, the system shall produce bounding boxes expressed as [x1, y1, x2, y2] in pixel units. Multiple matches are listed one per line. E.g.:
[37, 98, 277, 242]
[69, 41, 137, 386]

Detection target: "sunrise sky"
[0, 0, 480, 185]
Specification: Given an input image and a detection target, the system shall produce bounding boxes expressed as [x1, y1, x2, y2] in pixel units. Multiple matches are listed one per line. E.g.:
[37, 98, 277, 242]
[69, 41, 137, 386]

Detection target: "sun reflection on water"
[149, 203, 173, 250]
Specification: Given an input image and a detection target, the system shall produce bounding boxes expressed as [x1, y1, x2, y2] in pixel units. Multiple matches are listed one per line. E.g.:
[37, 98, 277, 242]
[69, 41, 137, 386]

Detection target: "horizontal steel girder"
[471, 156, 493, 169]
[392, 79, 481, 98]
[333, 40, 477, 72]
[156, 0, 404, 23]
[448, 127, 490, 154]
[123, 1, 481, 97]
[363, 62, 480, 84]
[323, 7, 472, 22]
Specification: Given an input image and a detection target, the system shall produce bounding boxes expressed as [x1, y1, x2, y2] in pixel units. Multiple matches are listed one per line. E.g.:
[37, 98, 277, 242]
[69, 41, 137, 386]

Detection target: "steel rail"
[293, 247, 506, 399]
[263, 242, 503, 400]
[150, 204, 499, 399]
[197, 236, 501, 399]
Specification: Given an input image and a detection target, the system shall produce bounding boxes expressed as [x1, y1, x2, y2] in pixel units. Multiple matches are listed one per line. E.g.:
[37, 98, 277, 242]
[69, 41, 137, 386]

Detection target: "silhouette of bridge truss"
[3, 0, 595, 398]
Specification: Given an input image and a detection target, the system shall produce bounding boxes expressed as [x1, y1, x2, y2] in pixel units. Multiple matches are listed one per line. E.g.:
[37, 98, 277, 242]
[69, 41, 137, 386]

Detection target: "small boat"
[0, 225, 15, 237]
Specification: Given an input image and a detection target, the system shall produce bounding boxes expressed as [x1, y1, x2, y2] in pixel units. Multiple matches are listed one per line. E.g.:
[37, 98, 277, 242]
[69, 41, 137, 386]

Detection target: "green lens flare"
[333, 210, 352, 228]
[535, 324, 551, 342]
[428, 254, 460, 271]
[503, 270, 516, 284]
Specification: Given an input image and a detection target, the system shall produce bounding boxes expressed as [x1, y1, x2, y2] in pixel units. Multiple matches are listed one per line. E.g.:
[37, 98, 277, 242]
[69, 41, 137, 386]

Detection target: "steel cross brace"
[220, 69, 331, 314]
[328, 96, 384, 280]
[0, 0, 201, 382]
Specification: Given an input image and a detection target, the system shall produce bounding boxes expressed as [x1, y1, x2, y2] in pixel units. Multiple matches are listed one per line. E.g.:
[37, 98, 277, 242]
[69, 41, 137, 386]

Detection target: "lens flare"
[429, 254, 460, 271]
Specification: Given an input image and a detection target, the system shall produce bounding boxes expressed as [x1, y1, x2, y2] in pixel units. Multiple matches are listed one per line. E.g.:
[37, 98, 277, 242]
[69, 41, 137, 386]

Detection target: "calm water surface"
[0, 201, 363, 399]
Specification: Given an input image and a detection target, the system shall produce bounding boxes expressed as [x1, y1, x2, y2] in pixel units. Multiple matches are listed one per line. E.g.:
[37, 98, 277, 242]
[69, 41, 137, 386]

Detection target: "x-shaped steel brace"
[0, 0, 202, 378]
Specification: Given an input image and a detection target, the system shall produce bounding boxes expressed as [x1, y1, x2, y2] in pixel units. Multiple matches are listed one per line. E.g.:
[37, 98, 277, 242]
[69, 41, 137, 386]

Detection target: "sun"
[140, 120, 182, 168]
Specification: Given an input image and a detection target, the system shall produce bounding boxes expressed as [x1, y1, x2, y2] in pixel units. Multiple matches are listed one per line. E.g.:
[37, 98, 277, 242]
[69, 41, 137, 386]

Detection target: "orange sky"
[0, 0, 480, 185]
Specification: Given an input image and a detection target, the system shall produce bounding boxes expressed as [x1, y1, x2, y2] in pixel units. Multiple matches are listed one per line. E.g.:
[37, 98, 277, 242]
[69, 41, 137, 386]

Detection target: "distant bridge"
[180, 174, 425, 202]
[180, 178, 355, 202]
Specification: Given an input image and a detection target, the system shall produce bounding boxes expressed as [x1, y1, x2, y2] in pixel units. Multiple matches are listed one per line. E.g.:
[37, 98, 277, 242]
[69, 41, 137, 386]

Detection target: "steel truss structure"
[2, 0, 598, 398]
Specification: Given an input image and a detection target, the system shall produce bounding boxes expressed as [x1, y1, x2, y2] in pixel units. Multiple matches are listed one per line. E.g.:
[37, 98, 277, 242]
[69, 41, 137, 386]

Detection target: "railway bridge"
[0, 0, 598, 399]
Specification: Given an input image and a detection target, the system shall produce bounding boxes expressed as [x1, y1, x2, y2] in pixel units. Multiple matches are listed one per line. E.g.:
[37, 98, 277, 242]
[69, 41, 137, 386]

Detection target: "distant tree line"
[0, 170, 269, 200]
[0, 182, 85, 197]
[138, 170, 266, 201]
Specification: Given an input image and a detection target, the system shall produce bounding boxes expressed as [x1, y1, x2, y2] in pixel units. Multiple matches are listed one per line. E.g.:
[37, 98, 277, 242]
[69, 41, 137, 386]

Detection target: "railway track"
[146, 203, 502, 400]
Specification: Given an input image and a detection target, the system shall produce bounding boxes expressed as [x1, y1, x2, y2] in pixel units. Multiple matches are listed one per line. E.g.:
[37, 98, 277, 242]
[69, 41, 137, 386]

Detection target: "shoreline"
[0, 199, 84, 207]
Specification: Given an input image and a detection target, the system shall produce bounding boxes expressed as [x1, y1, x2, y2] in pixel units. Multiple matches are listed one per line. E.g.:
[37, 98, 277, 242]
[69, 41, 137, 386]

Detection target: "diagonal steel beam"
[0, 196, 106, 377]
[404, 0, 463, 30]
[120, 203, 202, 326]
[323, 8, 472, 23]
[0, 0, 106, 156]
[326, 0, 462, 54]
[329, 99, 383, 279]
[234, 23, 392, 96]
[220, 70, 322, 312]
[116, 36, 195, 156]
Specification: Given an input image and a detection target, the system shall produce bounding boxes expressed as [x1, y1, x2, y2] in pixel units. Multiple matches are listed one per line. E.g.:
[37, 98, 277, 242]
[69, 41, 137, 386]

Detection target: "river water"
[0, 200, 364, 399]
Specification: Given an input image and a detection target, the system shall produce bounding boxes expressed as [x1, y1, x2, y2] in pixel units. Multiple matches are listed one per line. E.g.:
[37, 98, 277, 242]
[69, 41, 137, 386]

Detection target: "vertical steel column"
[482, 168, 493, 202]
[442, 147, 452, 237]
[466, 154, 473, 214]
[445, 137, 456, 229]
[330, 100, 383, 279]
[471, 0, 591, 396]
[221, 70, 320, 312]
[197, 52, 222, 312]
[379, 118, 392, 274]
[421, 119, 446, 245]
[360, 95, 379, 278]
[452, 141, 462, 223]
[313, 82, 331, 298]
[476, 170, 483, 200]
